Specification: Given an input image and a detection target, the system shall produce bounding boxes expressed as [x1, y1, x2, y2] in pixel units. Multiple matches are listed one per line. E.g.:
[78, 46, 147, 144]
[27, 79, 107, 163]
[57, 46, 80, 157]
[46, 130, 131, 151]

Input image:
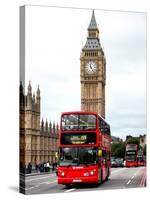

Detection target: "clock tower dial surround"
[85, 61, 97, 74]
[80, 10, 106, 118]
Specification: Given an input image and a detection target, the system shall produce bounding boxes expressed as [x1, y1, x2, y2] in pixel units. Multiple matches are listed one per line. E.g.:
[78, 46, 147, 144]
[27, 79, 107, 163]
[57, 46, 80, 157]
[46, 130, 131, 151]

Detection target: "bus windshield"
[61, 114, 96, 131]
[126, 151, 136, 161]
[126, 144, 137, 151]
[59, 147, 97, 166]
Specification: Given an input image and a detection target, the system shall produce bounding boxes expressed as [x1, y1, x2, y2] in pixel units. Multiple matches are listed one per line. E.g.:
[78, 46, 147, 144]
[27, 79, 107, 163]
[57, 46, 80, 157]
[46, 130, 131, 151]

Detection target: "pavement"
[20, 166, 146, 195]
[20, 170, 56, 177]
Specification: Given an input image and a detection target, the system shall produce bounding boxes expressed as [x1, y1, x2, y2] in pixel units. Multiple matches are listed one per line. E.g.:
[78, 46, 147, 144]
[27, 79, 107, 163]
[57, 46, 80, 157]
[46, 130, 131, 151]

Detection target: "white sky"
[24, 5, 146, 139]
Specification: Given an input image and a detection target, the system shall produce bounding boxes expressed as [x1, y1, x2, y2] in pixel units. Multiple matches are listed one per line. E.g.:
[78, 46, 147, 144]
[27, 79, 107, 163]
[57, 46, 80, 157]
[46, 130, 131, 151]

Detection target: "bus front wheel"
[101, 170, 103, 184]
[64, 184, 71, 189]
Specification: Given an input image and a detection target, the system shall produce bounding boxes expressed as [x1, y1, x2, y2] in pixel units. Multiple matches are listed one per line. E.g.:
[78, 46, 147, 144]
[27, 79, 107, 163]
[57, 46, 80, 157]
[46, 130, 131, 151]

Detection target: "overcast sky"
[24, 5, 146, 139]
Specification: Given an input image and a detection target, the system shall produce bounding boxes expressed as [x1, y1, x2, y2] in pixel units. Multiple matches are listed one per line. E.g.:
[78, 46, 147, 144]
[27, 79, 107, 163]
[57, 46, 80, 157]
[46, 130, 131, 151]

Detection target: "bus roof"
[61, 111, 98, 115]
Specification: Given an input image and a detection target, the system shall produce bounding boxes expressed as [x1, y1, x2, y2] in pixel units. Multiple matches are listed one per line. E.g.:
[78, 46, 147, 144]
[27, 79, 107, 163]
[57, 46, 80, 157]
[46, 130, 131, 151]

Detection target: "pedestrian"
[42, 162, 44, 172]
[44, 162, 47, 172]
[35, 163, 39, 173]
[50, 163, 52, 172]
[27, 162, 32, 174]
[46, 162, 50, 172]
[39, 163, 43, 173]
[52, 163, 55, 171]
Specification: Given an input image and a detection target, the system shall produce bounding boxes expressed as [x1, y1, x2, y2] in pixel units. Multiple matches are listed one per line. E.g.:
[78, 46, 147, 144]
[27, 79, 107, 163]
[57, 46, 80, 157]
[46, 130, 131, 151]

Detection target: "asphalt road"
[22, 167, 146, 195]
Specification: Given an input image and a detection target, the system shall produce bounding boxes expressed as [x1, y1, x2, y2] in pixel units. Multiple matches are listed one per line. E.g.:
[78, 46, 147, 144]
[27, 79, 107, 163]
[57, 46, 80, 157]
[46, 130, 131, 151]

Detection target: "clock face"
[85, 61, 97, 74]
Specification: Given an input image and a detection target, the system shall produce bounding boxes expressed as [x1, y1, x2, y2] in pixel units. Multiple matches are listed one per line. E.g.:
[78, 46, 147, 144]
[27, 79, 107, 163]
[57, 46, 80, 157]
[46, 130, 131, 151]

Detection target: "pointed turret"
[36, 85, 40, 103]
[49, 121, 52, 135]
[83, 10, 100, 50]
[88, 10, 98, 30]
[45, 119, 48, 133]
[27, 81, 32, 108]
[56, 122, 59, 136]
[33, 93, 35, 103]
[53, 121, 56, 134]
[27, 81, 32, 96]
[20, 81, 24, 108]
[20, 81, 24, 95]
[36, 85, 40, 98]
[36, 85, 40, 112]
[41, 118, 44, 131]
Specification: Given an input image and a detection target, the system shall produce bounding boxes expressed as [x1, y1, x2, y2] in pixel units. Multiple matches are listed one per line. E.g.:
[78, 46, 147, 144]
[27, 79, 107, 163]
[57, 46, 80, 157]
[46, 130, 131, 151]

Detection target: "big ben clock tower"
[80, 10, 106, 118]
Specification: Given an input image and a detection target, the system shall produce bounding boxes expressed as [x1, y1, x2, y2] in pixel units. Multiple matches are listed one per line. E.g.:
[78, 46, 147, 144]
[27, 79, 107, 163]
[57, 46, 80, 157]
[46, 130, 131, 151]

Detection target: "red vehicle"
[57, 111, 111, 186]
[125, 144, 138, 167]
[138, 150, 144, 166]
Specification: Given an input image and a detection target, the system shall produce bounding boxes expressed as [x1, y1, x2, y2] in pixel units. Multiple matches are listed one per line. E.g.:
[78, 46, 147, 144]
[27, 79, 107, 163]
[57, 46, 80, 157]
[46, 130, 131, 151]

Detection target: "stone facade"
[80, 10, 106, 118]
[139, 134, 146, 149]
[20, 81, 58, 172]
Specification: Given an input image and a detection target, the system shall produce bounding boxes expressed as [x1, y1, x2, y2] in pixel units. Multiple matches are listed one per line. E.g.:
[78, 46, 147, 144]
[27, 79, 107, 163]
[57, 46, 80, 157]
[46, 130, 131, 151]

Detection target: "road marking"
[25, 180, 57, 191]
[127, 180, 131, 185]
[44, 180, 57, 184]
[131, 176, 134, 180]
[64, 188, 76, 193]
[126, 175, 135, 185]
[25, 186, 37, 190]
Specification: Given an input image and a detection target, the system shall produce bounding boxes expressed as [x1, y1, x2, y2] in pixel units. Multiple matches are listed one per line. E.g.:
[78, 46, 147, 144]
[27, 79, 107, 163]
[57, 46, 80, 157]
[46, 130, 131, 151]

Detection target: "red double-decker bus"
[57, 111, 111, 186]
[138, 150, 144, 166]
[125, 144, 138, 167]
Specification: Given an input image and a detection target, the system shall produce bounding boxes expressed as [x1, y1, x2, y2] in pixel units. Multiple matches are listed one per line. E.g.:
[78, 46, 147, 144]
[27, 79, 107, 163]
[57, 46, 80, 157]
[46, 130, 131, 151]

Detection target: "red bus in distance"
[125, 144, 138, 167]
[138, 150, 144, 166]
[57, 111, 111, 186]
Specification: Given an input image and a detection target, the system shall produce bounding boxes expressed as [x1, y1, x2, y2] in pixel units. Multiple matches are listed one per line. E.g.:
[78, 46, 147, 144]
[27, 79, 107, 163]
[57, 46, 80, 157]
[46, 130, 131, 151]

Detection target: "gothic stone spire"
[83, 10, 101, 50]
[27, 81, 32, 96]
[88, 10, 98, 30]
[36, 85, 40, 98]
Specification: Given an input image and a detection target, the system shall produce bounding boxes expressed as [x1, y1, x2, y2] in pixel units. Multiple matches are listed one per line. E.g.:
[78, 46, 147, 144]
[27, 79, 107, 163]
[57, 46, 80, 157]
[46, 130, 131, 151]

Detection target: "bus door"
[102, 150, 110, 181]
[97, 149, 102, 182]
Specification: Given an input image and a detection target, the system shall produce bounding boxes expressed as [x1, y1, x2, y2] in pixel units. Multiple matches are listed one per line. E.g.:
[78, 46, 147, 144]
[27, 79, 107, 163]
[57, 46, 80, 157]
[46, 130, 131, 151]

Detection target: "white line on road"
[126, 180, 131, 185]
[131, 176, 134, 180]
[25, 180, 57, 190]
[25, 186, 38, 191]
[44, 180, 57, 184]
[126, 175, 135, 185]
[64, 188, 76, 193]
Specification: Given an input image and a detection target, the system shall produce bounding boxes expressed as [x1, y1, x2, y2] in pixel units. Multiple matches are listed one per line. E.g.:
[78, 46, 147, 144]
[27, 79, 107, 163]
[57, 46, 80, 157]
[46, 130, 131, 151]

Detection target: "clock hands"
[89, 64, 94, 73]
[85, 62, 96, 74]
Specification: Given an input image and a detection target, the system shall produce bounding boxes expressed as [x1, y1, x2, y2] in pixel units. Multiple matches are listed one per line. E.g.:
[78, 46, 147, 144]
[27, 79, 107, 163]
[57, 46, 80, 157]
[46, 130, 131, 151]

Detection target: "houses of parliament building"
[20, 81, 59, 172]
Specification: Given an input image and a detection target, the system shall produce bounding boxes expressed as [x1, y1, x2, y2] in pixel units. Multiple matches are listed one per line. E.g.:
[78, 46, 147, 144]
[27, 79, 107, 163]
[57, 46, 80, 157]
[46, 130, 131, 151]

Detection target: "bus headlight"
[61, 172, 65, 176]
[90, 171, 94, 175]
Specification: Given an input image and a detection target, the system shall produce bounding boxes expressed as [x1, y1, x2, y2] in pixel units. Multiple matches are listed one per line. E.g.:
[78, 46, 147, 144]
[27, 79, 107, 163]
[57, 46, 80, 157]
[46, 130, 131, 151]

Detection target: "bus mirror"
[98, 150, 102, 157]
